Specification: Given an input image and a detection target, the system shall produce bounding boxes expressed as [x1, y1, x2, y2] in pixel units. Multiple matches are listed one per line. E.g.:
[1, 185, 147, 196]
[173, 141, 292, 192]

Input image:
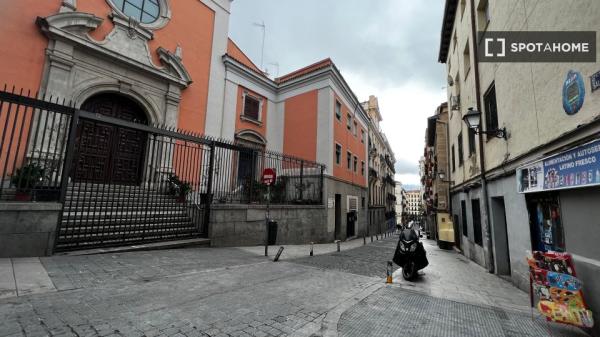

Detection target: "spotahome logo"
[478, 31, 596, 62]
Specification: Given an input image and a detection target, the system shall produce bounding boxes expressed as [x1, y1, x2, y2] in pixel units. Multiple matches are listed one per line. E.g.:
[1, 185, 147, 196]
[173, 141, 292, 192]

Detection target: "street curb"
[317, 282, 385, 337]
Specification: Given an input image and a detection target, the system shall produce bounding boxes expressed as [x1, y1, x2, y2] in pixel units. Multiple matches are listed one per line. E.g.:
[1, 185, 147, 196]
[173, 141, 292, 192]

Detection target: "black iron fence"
[211, 142, 324, 205]
[0, 88, 324, 250]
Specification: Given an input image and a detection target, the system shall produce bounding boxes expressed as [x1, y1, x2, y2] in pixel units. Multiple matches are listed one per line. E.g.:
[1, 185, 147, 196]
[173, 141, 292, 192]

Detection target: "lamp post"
[462, 107, 508, 274]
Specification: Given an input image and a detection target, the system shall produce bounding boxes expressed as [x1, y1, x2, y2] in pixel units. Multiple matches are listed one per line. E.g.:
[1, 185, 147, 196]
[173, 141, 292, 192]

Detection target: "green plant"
[243, 177, 287, 203]
[10, 163, 45, 191]
[167, 174, 192, 197]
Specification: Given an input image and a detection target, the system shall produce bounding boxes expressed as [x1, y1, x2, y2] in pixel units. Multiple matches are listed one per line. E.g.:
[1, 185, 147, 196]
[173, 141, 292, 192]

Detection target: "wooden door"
[74, 94, 147, 185]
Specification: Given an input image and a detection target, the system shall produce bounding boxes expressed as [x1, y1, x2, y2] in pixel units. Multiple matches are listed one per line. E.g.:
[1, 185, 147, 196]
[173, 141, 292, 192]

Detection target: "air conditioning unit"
[450, 95, 460, 110]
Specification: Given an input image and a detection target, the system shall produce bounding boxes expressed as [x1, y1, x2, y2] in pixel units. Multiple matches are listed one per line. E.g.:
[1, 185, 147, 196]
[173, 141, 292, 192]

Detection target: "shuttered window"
[243, 94, 260, 121]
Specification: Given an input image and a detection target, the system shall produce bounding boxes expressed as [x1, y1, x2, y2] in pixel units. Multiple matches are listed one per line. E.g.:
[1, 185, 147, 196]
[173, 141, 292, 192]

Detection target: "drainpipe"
[435, 118, 452, 216]
[470, 0, 495, 273]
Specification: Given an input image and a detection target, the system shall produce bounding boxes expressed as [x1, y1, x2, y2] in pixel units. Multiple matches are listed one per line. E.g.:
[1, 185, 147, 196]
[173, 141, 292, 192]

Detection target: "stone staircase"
[55, 183, 206, 251]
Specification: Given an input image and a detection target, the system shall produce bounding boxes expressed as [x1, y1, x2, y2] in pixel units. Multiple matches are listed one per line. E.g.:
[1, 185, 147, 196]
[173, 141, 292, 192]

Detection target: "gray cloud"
[395, 158, 418, 175]
[229, 0, 446, 92]
[229, 1, 446, 183]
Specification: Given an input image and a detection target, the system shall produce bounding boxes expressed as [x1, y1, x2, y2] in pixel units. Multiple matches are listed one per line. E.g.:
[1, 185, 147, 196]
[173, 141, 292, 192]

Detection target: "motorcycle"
[393, 222, 429, 280]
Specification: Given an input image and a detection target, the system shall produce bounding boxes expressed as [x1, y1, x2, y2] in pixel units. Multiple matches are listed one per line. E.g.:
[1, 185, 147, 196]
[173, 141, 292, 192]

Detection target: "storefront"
[518, 137, 600, 334]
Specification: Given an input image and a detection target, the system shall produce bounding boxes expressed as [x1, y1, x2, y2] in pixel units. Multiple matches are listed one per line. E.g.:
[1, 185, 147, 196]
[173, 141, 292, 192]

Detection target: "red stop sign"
[262, 168, 276, 186]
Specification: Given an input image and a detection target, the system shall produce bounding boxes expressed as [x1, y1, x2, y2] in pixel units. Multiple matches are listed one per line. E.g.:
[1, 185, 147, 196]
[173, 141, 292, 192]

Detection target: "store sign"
[591, 70, 600, 92]
[562, 70, 585, 115]
[517, 138, 600, 193]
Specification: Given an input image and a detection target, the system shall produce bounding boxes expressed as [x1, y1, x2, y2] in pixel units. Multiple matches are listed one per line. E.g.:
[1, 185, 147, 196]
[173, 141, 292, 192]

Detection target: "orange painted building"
[221, 53, 370, 238]
[0, 0, 374, 240]
[0, 0, 226, 135]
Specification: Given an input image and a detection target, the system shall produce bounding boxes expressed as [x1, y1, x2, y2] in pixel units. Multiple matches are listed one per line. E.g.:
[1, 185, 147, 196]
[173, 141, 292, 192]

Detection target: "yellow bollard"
[386, 261, 393, 284]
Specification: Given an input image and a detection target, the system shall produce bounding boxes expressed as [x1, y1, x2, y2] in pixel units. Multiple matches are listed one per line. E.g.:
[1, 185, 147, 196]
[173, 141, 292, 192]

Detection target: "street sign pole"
[262, 168, 276, 257]
[265, 184, 270, 257]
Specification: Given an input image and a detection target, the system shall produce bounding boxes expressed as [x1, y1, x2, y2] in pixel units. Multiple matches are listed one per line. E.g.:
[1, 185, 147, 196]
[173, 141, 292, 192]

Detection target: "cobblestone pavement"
[338, 286, 588, 337]
[291, 236, 591, 336]
[292, 236, 533, 311]
[0, 236, 592, 336]
[288, 237, 400, 279]
[1, 247, 379, 337]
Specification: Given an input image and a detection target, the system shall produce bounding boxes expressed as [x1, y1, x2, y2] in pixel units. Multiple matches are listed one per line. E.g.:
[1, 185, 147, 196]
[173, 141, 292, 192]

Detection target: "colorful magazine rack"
[527, 251, 594, 328]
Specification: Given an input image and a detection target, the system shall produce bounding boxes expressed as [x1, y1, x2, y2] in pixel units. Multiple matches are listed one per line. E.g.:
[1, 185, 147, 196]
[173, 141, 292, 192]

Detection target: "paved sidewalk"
[338, 286, 588, 337]
[0, 258, 55, 299]
[286, 236, 590, 336]
[389, 239, 531, 312]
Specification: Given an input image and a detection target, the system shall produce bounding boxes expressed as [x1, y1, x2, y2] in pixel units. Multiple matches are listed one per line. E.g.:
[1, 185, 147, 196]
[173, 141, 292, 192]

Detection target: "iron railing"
[211, 142, 324, 205]
[0, 87, 325, 250]
[0, 88, 72, 202]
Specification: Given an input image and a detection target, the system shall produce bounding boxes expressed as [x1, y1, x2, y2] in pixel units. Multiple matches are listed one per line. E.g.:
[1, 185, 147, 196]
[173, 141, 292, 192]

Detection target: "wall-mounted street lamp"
[437, 171, 454, 185]
[462, 108, 507, 140]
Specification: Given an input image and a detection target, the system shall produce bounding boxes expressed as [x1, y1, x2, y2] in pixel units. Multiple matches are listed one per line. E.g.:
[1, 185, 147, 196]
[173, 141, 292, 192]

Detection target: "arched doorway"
[73, 93, 148, 185]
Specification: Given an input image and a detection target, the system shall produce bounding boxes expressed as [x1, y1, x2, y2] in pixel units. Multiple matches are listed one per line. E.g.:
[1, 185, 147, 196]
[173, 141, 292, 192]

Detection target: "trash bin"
[268, 220, 278, 245]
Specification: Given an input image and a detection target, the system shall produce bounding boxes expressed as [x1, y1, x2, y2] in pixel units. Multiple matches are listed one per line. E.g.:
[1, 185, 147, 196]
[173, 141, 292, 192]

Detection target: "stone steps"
[56, 183, 204, 251]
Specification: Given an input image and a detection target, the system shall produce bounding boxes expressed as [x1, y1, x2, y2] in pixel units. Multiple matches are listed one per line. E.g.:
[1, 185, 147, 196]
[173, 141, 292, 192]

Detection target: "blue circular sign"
[562, 70, 585, 115]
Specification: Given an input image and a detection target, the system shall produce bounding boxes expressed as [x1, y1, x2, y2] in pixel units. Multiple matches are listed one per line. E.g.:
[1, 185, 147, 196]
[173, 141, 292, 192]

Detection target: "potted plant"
[10, 163, 45, 201]
[167, 174, 192, 203]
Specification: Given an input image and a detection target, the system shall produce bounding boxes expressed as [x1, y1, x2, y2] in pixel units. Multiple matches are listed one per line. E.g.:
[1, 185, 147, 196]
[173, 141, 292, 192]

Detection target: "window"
[242, 93, 261, 121]
[468, 127, 476, 156]
[361, 129, 365, 143]
[110, 0, 160, 24]
[353, 121, 358, 136]
[461, 200, 468, 238]
[472, 199, 482, 246]
[463, 40, 471, 78]
[353, 156, 358, 172]
[335, 144, 342, 165]
[347, 113, 352, 131]
[361, 161, 365, 176]
[452, 144, 456, 172]
[458, 132, 464, 166]
[478, 0, 491, 30]
[335, 100, 342, 121]
[484, 82, 498, 136]
[347, 151, 352, 169]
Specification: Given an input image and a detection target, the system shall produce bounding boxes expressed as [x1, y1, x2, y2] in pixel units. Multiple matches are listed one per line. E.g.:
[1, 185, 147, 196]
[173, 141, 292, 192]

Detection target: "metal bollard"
[363, 235, 366, 245]
[310, 242, 314, 256]
[370, 235, 373, 243]
[273, 247, 284, 262]
[386, 261, 393, 284]
[335, 240, 341, 252]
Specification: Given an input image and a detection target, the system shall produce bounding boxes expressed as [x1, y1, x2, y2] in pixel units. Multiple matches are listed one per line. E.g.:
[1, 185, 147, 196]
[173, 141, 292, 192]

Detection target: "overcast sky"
[229, 0, 447, 187]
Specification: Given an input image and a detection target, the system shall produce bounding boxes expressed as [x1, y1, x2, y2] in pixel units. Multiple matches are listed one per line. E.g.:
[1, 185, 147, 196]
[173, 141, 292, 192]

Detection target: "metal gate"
[0, 87, 325, 252]
[0, 89, 213, 251]
[58, 109, 214, 251]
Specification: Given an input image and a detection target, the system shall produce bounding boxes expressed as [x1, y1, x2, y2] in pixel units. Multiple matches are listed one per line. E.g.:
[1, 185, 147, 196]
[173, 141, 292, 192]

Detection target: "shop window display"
[526, 193, 565, 252]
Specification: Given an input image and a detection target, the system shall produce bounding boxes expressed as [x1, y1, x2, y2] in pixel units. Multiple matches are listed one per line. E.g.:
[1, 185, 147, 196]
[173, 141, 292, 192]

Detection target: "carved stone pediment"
[36, 12, 103, 36]
[157, 47, 193, 86]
